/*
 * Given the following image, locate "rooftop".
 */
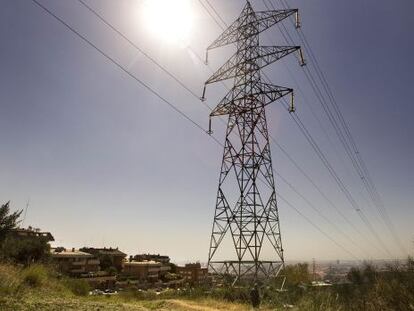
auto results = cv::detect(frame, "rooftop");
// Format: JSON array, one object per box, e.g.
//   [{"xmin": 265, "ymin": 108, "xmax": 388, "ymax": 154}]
[
  {"xmin": 124, "ymin": 261, "xmax": 162, "ymax": 266},
  {"xmin": 11, "ymin": 228, "xmax": 55, "ymax": 241},
  {"xmin": 51, "ymin": 249, "xmax": 94, "ymax": 258},
  {"xmin": 80, "ymin": 247, "xmax": 126, "ymax": 257}
]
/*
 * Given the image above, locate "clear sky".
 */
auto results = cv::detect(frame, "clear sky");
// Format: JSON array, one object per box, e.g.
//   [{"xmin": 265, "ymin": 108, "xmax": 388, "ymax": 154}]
[{"xmin": 0, "ymin": 0, "xmax": 413, "ymax": 263}]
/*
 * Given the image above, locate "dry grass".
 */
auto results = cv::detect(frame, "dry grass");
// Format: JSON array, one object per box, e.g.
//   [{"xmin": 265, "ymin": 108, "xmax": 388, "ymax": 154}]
[{"xmin": 0, "ymin": 263, "xmax": 261, "ymax": 311}]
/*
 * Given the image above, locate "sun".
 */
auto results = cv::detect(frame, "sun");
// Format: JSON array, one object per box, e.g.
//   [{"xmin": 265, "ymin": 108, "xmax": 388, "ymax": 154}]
[{"xmin": 141, "ymin": 0, "xmax": 194, "ymax": 45}]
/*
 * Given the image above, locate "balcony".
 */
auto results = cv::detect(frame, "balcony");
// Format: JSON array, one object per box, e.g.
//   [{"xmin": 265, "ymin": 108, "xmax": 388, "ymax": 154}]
[{"xmin": 88, "ymin": 260, "xmax": 100, "ymax": 265}]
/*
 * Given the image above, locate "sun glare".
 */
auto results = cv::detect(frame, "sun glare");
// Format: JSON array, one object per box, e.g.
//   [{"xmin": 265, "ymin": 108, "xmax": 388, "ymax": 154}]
[{"xmin": 141, "ymin": 0, "xmax": 194, "ymax": 45}]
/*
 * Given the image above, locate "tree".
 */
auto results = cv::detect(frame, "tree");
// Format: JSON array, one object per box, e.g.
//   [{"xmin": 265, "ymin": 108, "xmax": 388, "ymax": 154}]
[
  {"xmin": 99, "ymin": 254, "xmax": 113, "ymax": 271},
  {"xmin": 283, "ymin": 263, "xmax": 311, "ymax": 286},
  {"xmin": 347, "ymin": 267, "xmax": 363, "ymax": 285},
  {"xmin": 0, "ymin": 201, "xmax": 50, "ymax": 264},
  {"xmin": 0, "ymin": 201, "xmax": 22, "ymax": 244},
  {"xmin": 1, "ymin": 236, "xmax": 50, "ymax": 265}
]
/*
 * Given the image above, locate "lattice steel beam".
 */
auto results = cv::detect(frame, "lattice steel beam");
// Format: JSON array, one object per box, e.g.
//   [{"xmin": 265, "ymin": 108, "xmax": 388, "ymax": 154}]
[{"xmin": 203, "ymin": 1, "xmax": 304, "ymax": 286}]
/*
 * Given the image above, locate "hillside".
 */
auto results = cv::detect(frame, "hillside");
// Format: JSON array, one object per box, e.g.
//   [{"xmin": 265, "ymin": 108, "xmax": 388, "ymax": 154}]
[
  {"xmin": 2, "ymin": 262, "xmax": 414, "ymax": 310},
  {"xmin": 0, "ymin": 263, "xmax": 258, "ymax": 311},
  {"xmin": 1, "ymin": 296, "xmax": 254, "ymax": 311}
]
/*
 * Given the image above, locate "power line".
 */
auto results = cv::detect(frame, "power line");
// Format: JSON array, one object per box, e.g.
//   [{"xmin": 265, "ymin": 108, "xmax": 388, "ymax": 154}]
[
  {"xmin": 198, "ymin": 0, "xmax": 368, "ymax": 254},
  {"xmin": 274, "ymin": 171, "xmax": 370, "ymax": 258},
  {"xmin": 76, "ymin": 0, "xmax": 230, "ymax": 131},
  {"xmin": 197, "ymin": 0, "xmax": 225, "ymax": 31},
  {"xmin": 77, "ymin": 0, "xmax": 204, "ymax": 103},
  {"xmin": 274, "ymin": 0, "xmax": 406, "ymax": 255},
  {"xmin": 258, "ymin": 0, "xmax": 396, "ymax": 258},
  {"xmin": 201, "ymin": 0, "xmax": 379, "ymax": 258},
  {"xmin": 302, "ymin": 28, "xmax": 407, "ymax": 254},
  {"xmin": 261, "ymin": 31, "xmax": 356, "ymax": 187},
  {"xmin": 29, "ymin": 0, "xmax": 362, "ymax": 261},
  {"xmin": 22, "ymin": 198, "xmax": 30, "ymax": 227},
  {"xmin": 204, "ymin": 0, "xmax": 228, "ymax": 28},
  {"xmin": 270, "ymin": 135, "xmax": 363, "ymax": 235},
  {"xmin": 283, "ymin": 98, "xmax": 393, "ymax": 258},
  {"xmin": 203, "ymin": 2, "xmax": 359, "ymax": 279},
  {"xmin": 197, "ymin": 1, "xmax": 364, "ymax": 261},
  {"xmin": 29, "ymin": 0, "xmax": 217, "ymax": 143},
  {"xmin": 277, "ymin": 193, "xmax": 361, "ymax": 262}
]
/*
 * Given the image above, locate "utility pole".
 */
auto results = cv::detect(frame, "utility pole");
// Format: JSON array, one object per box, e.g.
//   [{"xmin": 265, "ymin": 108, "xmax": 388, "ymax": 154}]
[
  {"xmin": 22, "ymin": 198, "xmax": 30, "ymax": 227},
  {"xmin": 202, "ymin": 1, "xmax": 304, "ymax": 285}
]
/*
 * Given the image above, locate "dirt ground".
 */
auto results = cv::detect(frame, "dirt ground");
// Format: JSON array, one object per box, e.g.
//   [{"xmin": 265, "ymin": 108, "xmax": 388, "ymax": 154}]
[{"xmin": 0, "ymin": 296, "xmax": 261, "ymax": 311}]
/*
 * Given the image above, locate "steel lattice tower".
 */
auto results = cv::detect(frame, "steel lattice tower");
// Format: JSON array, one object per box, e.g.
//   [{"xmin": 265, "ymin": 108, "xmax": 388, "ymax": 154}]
[{"xmin": 202, "ymin": 1, "xmax": 304, "ymax": 284}]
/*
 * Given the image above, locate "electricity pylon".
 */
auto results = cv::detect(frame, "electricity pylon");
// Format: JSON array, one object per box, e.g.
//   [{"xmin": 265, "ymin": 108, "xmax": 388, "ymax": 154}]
[{"xmin": 202, "ymin": 1, "xmax": 305, "ymax": 285}]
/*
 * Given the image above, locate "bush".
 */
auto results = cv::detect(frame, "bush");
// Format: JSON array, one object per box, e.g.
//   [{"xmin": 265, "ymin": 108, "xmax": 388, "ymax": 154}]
[
  {"xmin": 1, "ymin": 236, "xmax": 50, "ymax": 265},
  {"xmin": 283, "ymin": 263, "xmax": 311, "ymax": 286},
  {"xmin": 119, "ymin": 288, "xmax": 158, "ymax": 301},
  {"xmin": 63, "ymin": 278, "xmax": 91, "ymax": 296},
  {"xmin": 0, "ymin": 263, "xmax": 20, "ymax": 295},
  {"xmin": 21, "ymin": 264, "xmax": 48, "ymax": 288},
  {"xmin": 0, "ymin": 201, "xmax": 22, "ymax": 246},
  {"xmin": 106, "ymin": 266, "xmax": 117, "ymax": 276}
]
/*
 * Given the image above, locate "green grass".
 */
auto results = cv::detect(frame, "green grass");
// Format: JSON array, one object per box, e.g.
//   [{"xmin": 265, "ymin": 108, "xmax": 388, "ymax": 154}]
[
  {"xmin": 0, "ymin": 263, "xmax": 256, "ymax": 310},
  {"xmin": 2, "ymin": 261, "xmax": 414, "ymax": 310},
  {"xmin": 21, "ymin": 265, "xmax": 48, "ymax": 288}
]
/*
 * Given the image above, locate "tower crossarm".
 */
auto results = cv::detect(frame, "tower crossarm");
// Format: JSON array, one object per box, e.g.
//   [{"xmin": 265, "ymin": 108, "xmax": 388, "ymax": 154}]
[
  {"xmin": 210, "ymin": 82, "xmax": 293, "ymax": 117},
  {"xmin": 208, "ymin": 8, "xmax": 298, "ymax": 50},
  {"xmin": 205, "ymin": 46, "xmax": 299, "ymax": 85}
]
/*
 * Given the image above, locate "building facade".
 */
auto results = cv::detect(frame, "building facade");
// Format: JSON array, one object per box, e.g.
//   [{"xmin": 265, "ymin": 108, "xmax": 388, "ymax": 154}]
[
  {"xmin": 10, "ymin": 227, "xmax": 54, "ymax": 242},
  {"xmin": 51, "ymin": 248, "xmax": 100, "ymax": 277},
  {"xmin": 123, "ymin": 261, "xmax": 165, "ymax": 282},
  {"xmin": 80, "ymin": 247, "xmax": 126, "ymax": 272},
  {"xmin": 133, "ymin": 254, "xmax": 170, "ymax": 264},
  {"xmin": 177, "ymin": 263, "xmax": 208, "ymax": 284}
]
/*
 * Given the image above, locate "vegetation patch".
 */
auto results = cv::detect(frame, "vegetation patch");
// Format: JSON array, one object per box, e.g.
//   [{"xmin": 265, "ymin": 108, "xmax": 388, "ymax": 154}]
[
  {"xmin": 62, "ymin": 277, "xmax": 91, "ymax": 296},
  {"xmin": 21, "ymin": 264, "xmax": 48, "ymax": 287}
]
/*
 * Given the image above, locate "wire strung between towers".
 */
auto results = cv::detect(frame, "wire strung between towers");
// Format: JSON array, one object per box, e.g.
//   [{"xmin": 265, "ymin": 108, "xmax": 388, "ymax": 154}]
[
  {"xmin": 246, "ymin": 0, "xmax": 397, "ymax": 257},
  {"xmin": 284, "ymin": 0, "xmax": 406, "ymax": 255},
  {"xmin": 269, "ymin": 0, "xmax": 406, "ymax": 255},
  {"xmin": 203, "ymin": 0, "xmax": 387, "ymax": 258},
  {"xmin": 191, "ymin": 0, "xmax": 373, "ymax": 258},
  {"xmin": 29, "ymin": 0, "xmax": 362, "ymax": 261},
  {"xmin": 78, "ymin": 0, "xmax": 372, "ymax": 260},
  {"xmin": 29, "ymin": 0, "xmax": 218, "ymax": 143}
]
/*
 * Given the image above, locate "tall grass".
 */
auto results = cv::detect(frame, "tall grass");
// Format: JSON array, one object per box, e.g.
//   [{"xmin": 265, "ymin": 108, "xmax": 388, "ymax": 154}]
[
  {"xmin": 62, "ymin": 278, "xmax": 91, "ymax": 296},
  {"xmin": 0, "ymin": 263, "xmax": 21, "ymax": 295},
  {"xmin": 20, "ymin": 264, "xmax": 48, "ymax": 287},
  {"xmin": 163, "ymin": 259, "xmax": 414, "ymax": 311},
  {"xmin": 1, "ymin": 260, "xmax": 414, "ymax": 310},
  {"xmin": 0, "ymin": 262, "xmax": 90, "ymax": 299}
]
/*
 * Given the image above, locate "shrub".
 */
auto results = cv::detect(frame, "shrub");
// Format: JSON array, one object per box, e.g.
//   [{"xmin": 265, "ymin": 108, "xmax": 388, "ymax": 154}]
[
  {"xmin": 142, "ymin": 300, "xmax": 168, "ymax": 310},
  {"xmin": 119, "ymin": 289, "xmax": 158, "ymax": 301},
  {"xmin": 63, "ymin": 278, "xmax": 91, "ymax": 296},
  {"xmin": 0, "ymin": 263, "xmax": 20, "ymax": 295},
  {"xmin": 289, "ymin": 263, "xmax": 311, "ymax": 285},
  {"xmin": 0, "ymin": 201, "xmax": 22, "ymax": 246},
  {"xmin": 20, "ymin": 264, "xmax": 48, "ymax": 288},
  {"xmin": 1, "ymin": 236, "xmax": 51, "ymax": 265},
  {"xmin": 106, "ymin": 266, "xmax": 117, "ymax": 276}
]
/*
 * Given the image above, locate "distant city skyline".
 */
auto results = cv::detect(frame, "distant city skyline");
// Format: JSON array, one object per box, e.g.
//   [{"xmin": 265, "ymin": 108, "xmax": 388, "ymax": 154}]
[{"xmin": 0, "ymin": 0, "xmax": 413, "ymax": 262}]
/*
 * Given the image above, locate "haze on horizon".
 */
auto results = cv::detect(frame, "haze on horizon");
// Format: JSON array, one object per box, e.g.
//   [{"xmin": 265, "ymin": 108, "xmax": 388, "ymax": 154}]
[{"xmin": 0, "ymin": 0, "xmax": 413, "ymax": 263}]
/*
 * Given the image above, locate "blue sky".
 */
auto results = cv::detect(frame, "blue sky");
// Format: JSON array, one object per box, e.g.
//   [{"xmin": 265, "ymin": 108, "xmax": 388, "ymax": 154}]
[{"xmin": 0, "ymin": 0, "xmax": 413, "ymax": 262}]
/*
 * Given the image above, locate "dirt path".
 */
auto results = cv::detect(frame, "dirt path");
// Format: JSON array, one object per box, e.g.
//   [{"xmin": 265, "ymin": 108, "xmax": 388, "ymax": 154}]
[
  {"xmin": 168, "ymin": 300, "xmax": 220, "ymax": 311},
  {"xmin": 1, "ymin": 296, "xmax": 257, "ymax": 311},
  {"xmin": 167, "ymin": 299, "xmax": 252, "ymax": 311}
]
